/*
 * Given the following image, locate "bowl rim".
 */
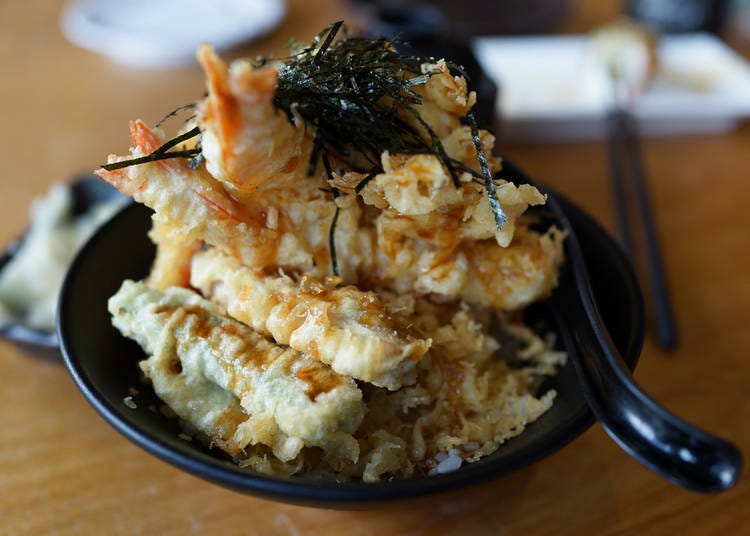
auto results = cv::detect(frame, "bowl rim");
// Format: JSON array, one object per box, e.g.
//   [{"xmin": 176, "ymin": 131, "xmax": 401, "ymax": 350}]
[{"xmin": 58, "ymin": 171, "xmax": 644, "ymax": 506}]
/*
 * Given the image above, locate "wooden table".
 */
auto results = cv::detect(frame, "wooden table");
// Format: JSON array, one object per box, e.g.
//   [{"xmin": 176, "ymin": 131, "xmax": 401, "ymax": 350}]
[{"xmin": 1, "ymin": 1, "xmax": 748, "ymax": 533}]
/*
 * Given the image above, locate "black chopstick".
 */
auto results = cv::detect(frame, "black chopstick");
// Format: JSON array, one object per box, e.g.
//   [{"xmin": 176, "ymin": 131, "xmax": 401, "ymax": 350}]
[
  {"xmin": 606, "ymin": 108, "xmax": 678, "ymax": 350},
  {"xmin": 606, "ymin": 111, "xmax": 636, "ymax": 255}
]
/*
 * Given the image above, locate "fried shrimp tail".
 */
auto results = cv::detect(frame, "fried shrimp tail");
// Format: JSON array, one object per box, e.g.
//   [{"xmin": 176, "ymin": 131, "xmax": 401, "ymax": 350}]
[
  {"xmin": 197, "ymin": 45, "xmax": 310, "ymax": 198},
  {"xmin": 96, "ymin": 120, "xmax": 293, "ymax": 268}
]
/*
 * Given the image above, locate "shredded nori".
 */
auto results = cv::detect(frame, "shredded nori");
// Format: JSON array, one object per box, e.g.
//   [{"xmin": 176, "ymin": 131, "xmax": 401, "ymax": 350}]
[
  {"xmin": 273, "ymin": 22, "xmax": 469, "ymax": 185},
  {"xmin": 101, "ymin": 126, "xmax": 201, "ymax": 172},
  {"xmin": 155, "ymin": 102, "xmax": 198, "ymax": 128},
  {"xmin": 101, "ymin": 148, "xmax": 201, "ymax": 172},
  {"xmin": 467, "ymin": 111, "xmax": 507, "ymax": 229},
  {"xmin": 322, "ymin": 154, "xmax": 341, "ymax": 277}
]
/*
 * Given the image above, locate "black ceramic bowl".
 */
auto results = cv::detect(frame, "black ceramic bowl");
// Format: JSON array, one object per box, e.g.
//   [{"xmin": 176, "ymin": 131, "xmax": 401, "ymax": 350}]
[{"xmin": 58, "ymin": 169, "xmax": 644, "ymax": 508}]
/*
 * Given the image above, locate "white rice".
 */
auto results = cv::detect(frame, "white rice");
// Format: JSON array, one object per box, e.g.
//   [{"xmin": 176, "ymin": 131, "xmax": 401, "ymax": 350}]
[{"xmin": 436, "ymin": 455, "xmax": 462, "ymax": 474}]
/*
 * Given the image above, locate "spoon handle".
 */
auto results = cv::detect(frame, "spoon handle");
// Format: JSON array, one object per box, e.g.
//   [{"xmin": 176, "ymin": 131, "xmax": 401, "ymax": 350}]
[{"xmin": 549, "ymin": 201, "xmax": 742, "ymax": 493}]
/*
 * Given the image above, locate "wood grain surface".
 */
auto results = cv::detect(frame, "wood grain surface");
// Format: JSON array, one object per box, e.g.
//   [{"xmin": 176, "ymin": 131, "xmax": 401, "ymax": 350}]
[{"xmin": 1, "ymin": 1, "xmax": 748, "ymax": 534}]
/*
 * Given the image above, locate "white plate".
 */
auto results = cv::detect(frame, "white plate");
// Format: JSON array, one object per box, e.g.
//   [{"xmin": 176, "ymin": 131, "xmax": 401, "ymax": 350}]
[
  {"xmin": 61, "ymin": 0, "xmax": 286, "ymax": 68},
  {"xmin": 473, "ymin": 33, "xmax": 750, "ymax": 140}
]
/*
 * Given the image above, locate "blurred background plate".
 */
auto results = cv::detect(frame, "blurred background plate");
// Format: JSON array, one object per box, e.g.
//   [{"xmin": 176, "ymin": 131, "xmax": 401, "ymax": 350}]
[
  {"xmin": 475, "ymin": 33, "xmax": 750, "ymax": 140},
  {"xmin": 60, "ymin": 0, "xmax": 287, "ymax": 68}
]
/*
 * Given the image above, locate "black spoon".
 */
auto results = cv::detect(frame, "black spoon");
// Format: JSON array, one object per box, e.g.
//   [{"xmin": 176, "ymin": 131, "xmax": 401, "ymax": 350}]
[{"xmin": 524, "ymin": 172, "xmax": 742, "ymax": 493}]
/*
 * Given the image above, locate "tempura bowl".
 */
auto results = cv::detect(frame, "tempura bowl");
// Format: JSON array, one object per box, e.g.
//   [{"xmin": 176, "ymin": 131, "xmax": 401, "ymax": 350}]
[{"xmin": 58, "ymin": 166, "xmax": 644, "ymax": 508}]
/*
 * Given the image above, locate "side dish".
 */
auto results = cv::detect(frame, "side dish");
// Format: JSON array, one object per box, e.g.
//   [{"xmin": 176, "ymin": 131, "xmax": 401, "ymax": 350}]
[
  {"xmin": 0, "ymin": 183, "xmax": 125, "ymax": 332},
  {"xmin": 99, "ymin": 23, "xmax": 566, "ymax": 481}
]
